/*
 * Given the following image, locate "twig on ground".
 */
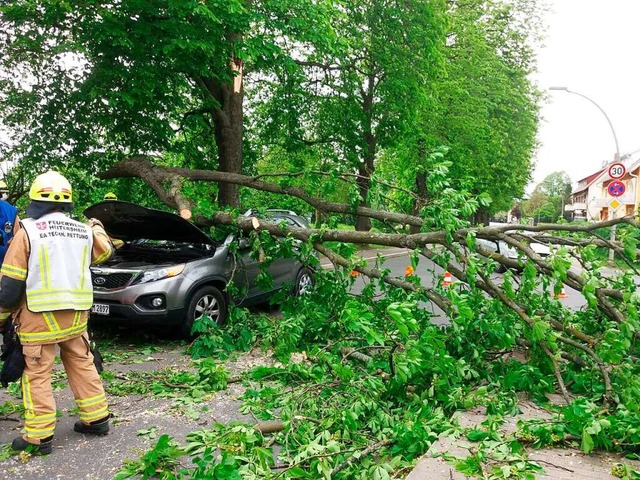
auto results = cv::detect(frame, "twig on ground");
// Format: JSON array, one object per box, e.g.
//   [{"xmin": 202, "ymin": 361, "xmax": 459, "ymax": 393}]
[{"xmin": 329, "ymin": 439, "xmax": 392, "ymax": 477}]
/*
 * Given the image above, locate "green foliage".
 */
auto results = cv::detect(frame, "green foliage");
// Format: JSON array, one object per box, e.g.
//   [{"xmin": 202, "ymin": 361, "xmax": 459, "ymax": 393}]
[
  {"xmin": 521, "ymin": 171, "xmax": 573, "ymax": 223},
  {"xmin": 104, "ymin": 220, "xmax": 640, "ymax": 479},
  {"xmin": 104, "ymin": 356, "xmax": 229, "ymax": 423},
  {"xmin": 0, "ymin": 0, "xmax": 337, "ymax": 209},
  {"xmin": 0, "ymin": 400, "xmax": 23, "ymax": 416},
  {"xmin": 375, "ymin": 0, "xmax": 542, "ymax": 216},
  {"xmin": 114, "ymin": 434, "xmax": 184, "ymax": 480},
  {"xmin": 610, "ymin": 463, "xmax": 640, "ymax": 479},
  {"xmin": 0, "ymin": 443, "xmax": 15, "ymax": 463},
  {"xmin": 188, "ymin": 306, "xmax": 258, "ymax": 360}
]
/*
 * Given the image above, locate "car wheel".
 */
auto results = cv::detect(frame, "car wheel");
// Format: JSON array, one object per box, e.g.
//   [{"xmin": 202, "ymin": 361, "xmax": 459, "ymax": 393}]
[
  {"xmin": 294, "ymin": 267, "xmax": 315, "ymax": 296},
  {"xmin": 182, "ymin": 286, "xmax": 227, "ymax": 337}
]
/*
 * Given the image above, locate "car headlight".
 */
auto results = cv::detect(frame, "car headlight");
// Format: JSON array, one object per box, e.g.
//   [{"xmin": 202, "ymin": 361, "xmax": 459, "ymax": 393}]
[{"xmin": 133, "ymin": 264, "xmax": 186, "ymax": 285}]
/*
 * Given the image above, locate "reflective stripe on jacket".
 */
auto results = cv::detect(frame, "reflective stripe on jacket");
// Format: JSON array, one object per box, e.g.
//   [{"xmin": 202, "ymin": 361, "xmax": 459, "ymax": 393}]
[{"xmin": 22, "ymin": 213, "xmax": 93, "ymax": 312}]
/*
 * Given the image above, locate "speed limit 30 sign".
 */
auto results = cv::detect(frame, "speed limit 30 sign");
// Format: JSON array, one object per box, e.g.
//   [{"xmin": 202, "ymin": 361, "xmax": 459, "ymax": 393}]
[{"xmin": 608, "ymin": 162, "xmax": 626, "ymax": 179}]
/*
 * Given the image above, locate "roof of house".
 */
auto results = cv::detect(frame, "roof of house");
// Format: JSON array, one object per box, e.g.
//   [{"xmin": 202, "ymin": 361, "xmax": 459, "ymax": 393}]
[{"xmin": 572, "ymin": 168, "xmax": 605, "ymax": 195}]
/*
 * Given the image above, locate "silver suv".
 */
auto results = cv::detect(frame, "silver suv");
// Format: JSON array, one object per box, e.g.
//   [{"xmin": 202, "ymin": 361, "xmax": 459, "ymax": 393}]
[{"xmin": 84, "ymin": 201, "xmax": 315, "ymax": 335}]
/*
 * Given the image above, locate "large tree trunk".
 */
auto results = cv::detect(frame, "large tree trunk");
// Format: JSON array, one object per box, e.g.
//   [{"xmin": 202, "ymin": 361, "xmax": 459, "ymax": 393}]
[
  {"xmin": 473, "ymin": 207, "xmax": 491, "ymax": 226},
  {"xmin": 202, "ymin": 57, "xmax": 244, "ymax": 208},
  {"xmin": 355, "ymin": 74, "xmax": 377, "ymax": 232},
  {"xmin": 355, "ymin": 147, "xmax": 374, "ymax": 232},
  {"xmin": 410, "ymin": 139, "xmax": 428, "ymax": 234}
]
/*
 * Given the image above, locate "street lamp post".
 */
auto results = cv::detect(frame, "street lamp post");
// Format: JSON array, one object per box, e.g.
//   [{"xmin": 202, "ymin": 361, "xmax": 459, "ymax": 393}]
[{"xmin": 549, "ymin": 86, "xmax": 621, "ymax": 262}]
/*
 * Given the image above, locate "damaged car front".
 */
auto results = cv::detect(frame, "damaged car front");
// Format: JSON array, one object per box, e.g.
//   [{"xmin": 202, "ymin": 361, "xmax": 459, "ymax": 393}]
[{"xmin": 84, "ymin": 201, "xmax": 314, "ymax": 336}]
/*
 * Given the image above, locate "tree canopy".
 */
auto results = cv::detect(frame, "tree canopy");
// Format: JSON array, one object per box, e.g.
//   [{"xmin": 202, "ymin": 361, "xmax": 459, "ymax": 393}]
[
  {"xmin": 0, "ymin": 0, "xmax": 336, "ymax": 206},
  {"xmin": 522, "ymin": 171, "xmax": 572, "ymax": 222},
  {"xmin": 1, "ymin": 0, "xmax": 543, "ymax": 221}
]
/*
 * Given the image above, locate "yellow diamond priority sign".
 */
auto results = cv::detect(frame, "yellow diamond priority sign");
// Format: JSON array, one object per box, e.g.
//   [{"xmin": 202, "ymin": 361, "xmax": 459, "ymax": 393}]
[{"xmin": 609, "ymin": 199, "xmax": 621, "ymax": 211}]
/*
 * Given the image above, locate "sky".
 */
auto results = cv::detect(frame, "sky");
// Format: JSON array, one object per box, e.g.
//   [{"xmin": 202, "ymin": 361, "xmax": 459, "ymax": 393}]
[{"xmin": 531, "ymin": 0, "xmax": 640, "ymax": 191}]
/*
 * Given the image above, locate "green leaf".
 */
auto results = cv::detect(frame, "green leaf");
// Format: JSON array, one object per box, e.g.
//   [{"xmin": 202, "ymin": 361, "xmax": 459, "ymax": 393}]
[
  {"xmin": 581, "ymin": 429, "xmax": 595, "ymax": 454},
  {"xmin": 467, "ymin": 429, "xmax": 489, "ymax": 442},
  {"xmin": 286, "ymin": 466, "xmax": 311, "ymax": 478},
  {"xmin": 531, "ymin": 321, "xmax": 550, "ymax": 342}
]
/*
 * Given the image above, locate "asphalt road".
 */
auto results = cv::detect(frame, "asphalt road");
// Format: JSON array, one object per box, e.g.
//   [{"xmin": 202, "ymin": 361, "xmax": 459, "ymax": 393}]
[{"xmin": 328, "ymin": 247, "xmax": 588, "ymax": 322}]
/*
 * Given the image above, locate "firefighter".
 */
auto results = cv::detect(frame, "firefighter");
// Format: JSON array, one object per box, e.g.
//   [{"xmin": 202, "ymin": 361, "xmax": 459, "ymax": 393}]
[
  {"xmin": 101, "ymin": 192, "xmax": 124, "ymax": 249},
  {"xmin": 0, "ymin": 171, "xmax": 114, "ymax": 455}
]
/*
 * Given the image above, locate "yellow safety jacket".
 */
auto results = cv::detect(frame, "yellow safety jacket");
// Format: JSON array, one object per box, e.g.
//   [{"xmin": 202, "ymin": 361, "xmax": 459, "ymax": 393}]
[
  {"xmin": 22, "ymin": 213, "xmax": 93, "ymax": 312},
  {"xmin": 0, "ymin": 214, "xmax": 113, "ymax": 345}
]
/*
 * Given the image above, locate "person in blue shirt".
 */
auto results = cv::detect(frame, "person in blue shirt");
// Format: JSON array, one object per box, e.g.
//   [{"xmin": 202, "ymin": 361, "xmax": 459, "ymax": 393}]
[{"xmin": 0, "ymin": 180, "xmax": 19, "ymax": 267}]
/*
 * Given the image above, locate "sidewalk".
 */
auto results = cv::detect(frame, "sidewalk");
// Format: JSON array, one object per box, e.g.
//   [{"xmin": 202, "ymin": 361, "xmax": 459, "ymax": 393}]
[
  {"xmin": 0, "ymin": 346, "xmax": 265, "ymax": 479},
  {"xmin": 407, "ymin": 401, "xmax": 637, "ymax": 480}
]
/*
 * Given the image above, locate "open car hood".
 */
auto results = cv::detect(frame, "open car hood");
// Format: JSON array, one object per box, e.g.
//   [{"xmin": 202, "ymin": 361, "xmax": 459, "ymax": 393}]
[{"xmin": 83, "ymin": 201, "xmax": 215, "ymax": 245}]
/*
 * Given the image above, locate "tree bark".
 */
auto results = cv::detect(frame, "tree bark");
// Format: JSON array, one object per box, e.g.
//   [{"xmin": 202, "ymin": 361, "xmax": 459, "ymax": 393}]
[
  {"xmin": 355, "ymin": 157, "xmax": 374, "ymax": 232},
  {"xmin": 473, "ymin": 207, "xmax": 491, "ymax": 226},
  {"xmin": 355, "ymin": 74, "xmax": 377, "ymax": 232},
  {"xmin": 411, "ymin": 138, "xmax": 428, "ymax": 234},
  {"xmin": 198, "ymin": 57, "xmax": 244, "ymax": 209}
]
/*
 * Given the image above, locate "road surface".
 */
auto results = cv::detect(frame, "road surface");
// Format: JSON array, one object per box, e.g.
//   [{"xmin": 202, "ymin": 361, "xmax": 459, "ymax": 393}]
[{"xmin": 323, "ymin": 247, "xmax": 588, "ymax": 324}]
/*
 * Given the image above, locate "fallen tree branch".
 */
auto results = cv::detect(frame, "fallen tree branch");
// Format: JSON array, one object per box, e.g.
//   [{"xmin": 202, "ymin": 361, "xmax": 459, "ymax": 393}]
[
  {"xmin": 329, "ymin": 439, "xmax": 392, "ymax": 477},
  {"xmin": 254, "ymin": 421, "xmax": 284, "ymax": 434},
  {"xmin": 100, "ymin": 156, "xmax": 425, "ymax": 227},
  {"xmin": 98, "ymin": 156, "xmax": 632, "ymax": 408},
  {"xmin": 99, "ymin": 156, "xmax": 640, "ymax": 236},
  {"xmin": 339, "ymin": 347, "xmax": 373, "ymax": 364}
]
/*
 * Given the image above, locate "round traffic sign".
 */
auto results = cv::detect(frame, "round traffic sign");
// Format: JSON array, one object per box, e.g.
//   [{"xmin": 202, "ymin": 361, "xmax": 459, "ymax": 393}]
[
  {"xmin": 608, "ymin": 181, "xmax": 626, "ymax": 197},
  {"xmin": 608, "ymin": 162, "xmax": 626, "ymax": 179}
]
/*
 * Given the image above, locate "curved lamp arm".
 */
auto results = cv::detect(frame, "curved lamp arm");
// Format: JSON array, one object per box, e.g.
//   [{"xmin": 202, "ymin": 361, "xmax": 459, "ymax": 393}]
[{"xmin": 549, "ymin": 86, "xmax": 620, "ymax": 160}]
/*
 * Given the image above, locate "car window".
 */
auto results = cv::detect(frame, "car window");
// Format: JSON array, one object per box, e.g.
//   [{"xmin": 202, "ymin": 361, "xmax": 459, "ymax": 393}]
[
  {"xmin": 272, "ymin": 215, "xmax": 299, "ymax": 227},
  {"xmin": 476, "ymin": 238, "xmax": 499, "ymax": 253}
]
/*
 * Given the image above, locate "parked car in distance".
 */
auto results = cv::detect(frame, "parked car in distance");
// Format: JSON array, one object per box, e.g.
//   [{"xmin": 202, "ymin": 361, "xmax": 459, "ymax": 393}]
[
  {"xmin": 475, "ymin": 236, "xmax": 551, "ymax": 272},
  {"xmin": 84, "ymin": 201, "xmax": 315, "ymax": 336},
  {"xmin": 244, "ymin": 209, "xmax": 310, "ymax": 228},
  {"xmin": 475, "ymin": 238, "xmax": 518, "ymax": 273},
  {"xmin": 528, "ymin": 239, "xmax": 551, "ymax": 258},
  {"xmin": 487, "ymin": 223, "xmax": 552, "ymax": 259}
]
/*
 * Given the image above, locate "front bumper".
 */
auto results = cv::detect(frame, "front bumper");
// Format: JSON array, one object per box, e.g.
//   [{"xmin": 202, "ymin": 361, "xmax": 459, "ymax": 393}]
[
  {"xmin": 90, "ymin": 274, "xmax": 192, "ymax": 326},
  {"xmin": 90, "ymin": 302, "xmax": 184, "ymax": 326}
]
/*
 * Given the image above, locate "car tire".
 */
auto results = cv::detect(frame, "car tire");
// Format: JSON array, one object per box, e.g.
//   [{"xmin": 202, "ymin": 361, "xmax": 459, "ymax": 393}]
[
  {"xmin": 182, "ymin": 285, "xmax": 227, "ymax": 337},
  {"xmin": 293, "ymin": 267, "xmax": 315, "ymax": 296}
]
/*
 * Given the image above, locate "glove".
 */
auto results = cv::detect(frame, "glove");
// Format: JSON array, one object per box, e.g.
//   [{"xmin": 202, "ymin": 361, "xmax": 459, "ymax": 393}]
[
  {"xmin": 91, "ymin": 341, "xmax": 104, "ymax": 374},
  {"xmin": 0, "ymin": 319, "xmax": 25, "ymax": 387},
  {"xmin": 87, "ymin": 218, "xmax": 105, "ymax": 228}
]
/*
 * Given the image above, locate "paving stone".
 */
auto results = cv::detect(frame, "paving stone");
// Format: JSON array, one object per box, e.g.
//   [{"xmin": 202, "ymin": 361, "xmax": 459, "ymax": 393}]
[{"xmin": 407, "ymin": 401, "xmax": 638, "ymax": 480}]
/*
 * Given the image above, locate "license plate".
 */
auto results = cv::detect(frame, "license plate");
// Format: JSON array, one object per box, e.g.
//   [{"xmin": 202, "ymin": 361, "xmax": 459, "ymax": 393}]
[{"xmin": 91, "ymin": 304, "xmax": 110, "ymax": 315}]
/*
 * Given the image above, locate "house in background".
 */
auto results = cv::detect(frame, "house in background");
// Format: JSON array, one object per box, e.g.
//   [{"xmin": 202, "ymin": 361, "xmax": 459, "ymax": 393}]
[
  {"xmin": 565, "ymin": 168, "xmax": 605, "ymax": 221},
  {"xmin": 565, "ymin": 155, "xmax": 639, "ymax": 221}
]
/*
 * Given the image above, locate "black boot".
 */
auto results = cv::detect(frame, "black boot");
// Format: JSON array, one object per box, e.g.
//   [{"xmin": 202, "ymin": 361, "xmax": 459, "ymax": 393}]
[
  {"xmin": 12, "ymin": 435, "xmax": 53, "ymax": 455},
  {"xmin": 74, "ymin": 415, "xmax": 110, "ymax": 435}
]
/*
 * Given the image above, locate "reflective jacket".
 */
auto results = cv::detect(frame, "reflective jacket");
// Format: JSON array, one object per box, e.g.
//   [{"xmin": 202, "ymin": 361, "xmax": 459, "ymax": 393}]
[
  {"xmin": 0, "ymin": 214, "xmax": 113, "ymax": 345},
  {"xmin": 22, "ymin": 213, "xmax": 93, "ymax": 312}
]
